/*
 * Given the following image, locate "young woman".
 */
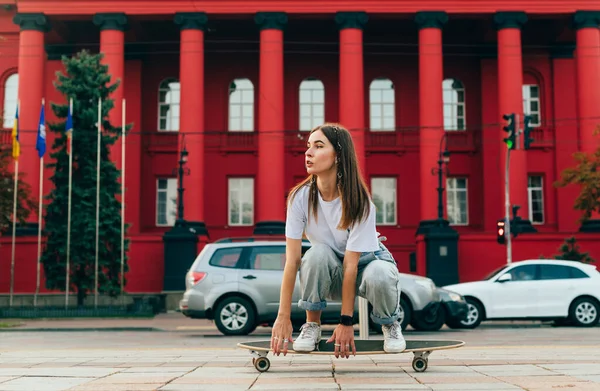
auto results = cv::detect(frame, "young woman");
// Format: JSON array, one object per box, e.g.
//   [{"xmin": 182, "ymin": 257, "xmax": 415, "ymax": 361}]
[{"xmin": 270, "ymin": 123, "xmax": 405, "ymax": 359}]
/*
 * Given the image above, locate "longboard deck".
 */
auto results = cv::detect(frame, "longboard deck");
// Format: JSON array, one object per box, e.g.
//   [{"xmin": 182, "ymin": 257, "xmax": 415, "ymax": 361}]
[{"xmin": 238, "ymin": 339, "xmax": 464, "ymax": 355}]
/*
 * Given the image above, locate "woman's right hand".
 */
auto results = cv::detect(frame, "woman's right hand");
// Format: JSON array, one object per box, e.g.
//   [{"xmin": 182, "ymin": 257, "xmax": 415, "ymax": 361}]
[{"xmin": 271, "ymin": 316, "xmax": 294, "ymax": 356}]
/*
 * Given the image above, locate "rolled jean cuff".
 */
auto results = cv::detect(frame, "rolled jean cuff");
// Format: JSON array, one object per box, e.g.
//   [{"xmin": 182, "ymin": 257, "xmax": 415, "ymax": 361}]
[
  {"xmin": 370, "ymin": 307, "xmax": 401, "ymax": 325},
  {"xmin": 298, "ymin": 299, "xmax": 327, "ymax": 311}
]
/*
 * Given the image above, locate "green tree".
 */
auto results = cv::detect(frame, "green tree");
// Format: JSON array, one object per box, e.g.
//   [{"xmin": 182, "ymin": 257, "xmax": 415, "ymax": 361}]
[
  {"xmin": 0, "ymin": 149, "xmax": 36, "ymax": 236},
  {"xmin": 554, "ymin": 128, "xmax": 600, "ymax": 224},
  {"xmin": 553, "ymin": 236, "xmax": 595, "ymax": 264},
  {"xmin": 41, "ymin": 50, "xmax": 131, "ymax": 306}
]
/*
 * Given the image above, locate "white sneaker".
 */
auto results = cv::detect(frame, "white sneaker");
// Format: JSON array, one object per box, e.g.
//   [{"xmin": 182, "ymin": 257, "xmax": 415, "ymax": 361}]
[
  {"xmin": 381, "ymin": 321, "xmax": 406, "ymax": 353},
  {"xmin": 292, "ymin": 322, "xmax": 321, "ymax": 352}
]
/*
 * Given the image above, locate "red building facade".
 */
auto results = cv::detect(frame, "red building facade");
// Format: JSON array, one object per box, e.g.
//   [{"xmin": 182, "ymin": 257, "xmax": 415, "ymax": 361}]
[{"xmin": 1, "ymin": 1, "xmax": 600, "ymax": 296}]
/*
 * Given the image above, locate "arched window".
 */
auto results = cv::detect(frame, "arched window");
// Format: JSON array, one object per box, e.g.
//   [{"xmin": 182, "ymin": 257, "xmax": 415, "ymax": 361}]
[
  {"xmin": 229, "ymin": 78, "xmax": 254, "ymax": 131},
  {"xmin": 299, "ymin": 78, "xmax": 324, "ymax": 131},
  {"xmin": 158, "ymin": 78, "xmax": 180, "ymax": 131},
  {"xmin": 443, "ymin": 78, "xmax": 466, "ymax": 131},
  {"xmin": 3, "ymin": 73, "xmax": 18, "ymax": 128},
  {"xmin": 523, "ymin": 84, "xmax": 541, "ymax": 127},
  {"xmin": 369, "ymin": 78, "xmax": 395, "ymax": 131}
]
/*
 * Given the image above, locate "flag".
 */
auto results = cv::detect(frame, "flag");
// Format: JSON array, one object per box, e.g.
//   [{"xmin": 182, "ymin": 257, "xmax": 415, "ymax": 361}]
[
  {"xmin": 36, "ymin": 102, "xmax": 46, "ymax": 158},
  {"xmin": 11, "ymin": 105, "xmax": 19, "ymax": 160},
  {"xmin": 65, "ymin": 103, "xmax": 73, "ymax": 155}
]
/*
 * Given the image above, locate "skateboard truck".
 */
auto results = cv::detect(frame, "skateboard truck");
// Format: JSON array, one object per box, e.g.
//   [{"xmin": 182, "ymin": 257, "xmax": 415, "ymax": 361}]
[{"xmin": 412, "ymin": 350, "xmax": 431, "ymax": 372}]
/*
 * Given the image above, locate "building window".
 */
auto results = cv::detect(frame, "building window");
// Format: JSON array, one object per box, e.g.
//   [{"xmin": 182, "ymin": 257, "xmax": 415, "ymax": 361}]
[
  {"xmin": 523, "ymin": 85, "xmax": 541, "ymax": 127},
  {"xmin": 369, "ymin": 78, "xmax": 395, "ymax": 131},
  {"xmin": 156, "ymin": 178, "xmax": 177, "ymax": 226},
  {"xmin": 528, "ymin": 175, "xmax": 544, "ymax": 224},
  {"xmin": 443, "ymin": 78, "xmax": 466, "ymax": 131},
  {"xmin": 158, "ymin": 78, "xmax": 180, "ymax": 131},
  {"xmin": 299, "ymin": 78, "xmax": 325, "ymax": 131},
  {"xmin": 371, "ymin": 177, "xmax": 397, "ymax": 225},
  {"xmin": 3, "ymin": 73, "xmax": 18, "ymax": 129},
  {"xmin": 229, "ymin": 178, "xmax": 254, "ymax": 226},
  {"xmin": 446, "ymin": 177, "xmax": 468, "ymax": 225},
  {"xmin": 229, "ymin": 78, "xmax": 254, "ymax": 131}
]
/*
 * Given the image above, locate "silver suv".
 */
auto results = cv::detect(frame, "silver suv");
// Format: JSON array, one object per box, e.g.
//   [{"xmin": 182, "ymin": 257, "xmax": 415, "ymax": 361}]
[{"xmin": 180, "ymin": 237, "xmax": 441, "ymax": 336}]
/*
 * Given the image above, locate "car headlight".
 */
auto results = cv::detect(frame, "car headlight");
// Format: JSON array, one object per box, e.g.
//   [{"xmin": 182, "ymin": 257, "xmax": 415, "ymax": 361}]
[{"xmin": 448, "ymin": 292, "xmax": 462, "ymax": 302}]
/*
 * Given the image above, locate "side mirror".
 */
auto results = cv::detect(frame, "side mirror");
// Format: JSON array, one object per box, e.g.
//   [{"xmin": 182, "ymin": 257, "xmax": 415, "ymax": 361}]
[{"xmin": 497, "ymin": 273, "xmax": 512, "ymax": 283}]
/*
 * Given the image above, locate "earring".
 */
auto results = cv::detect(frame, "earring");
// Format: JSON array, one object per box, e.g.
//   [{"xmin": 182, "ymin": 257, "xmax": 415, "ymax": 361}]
[{"xmin": 337, "ymin": 171, "xmax": 342, "ymax": 179}]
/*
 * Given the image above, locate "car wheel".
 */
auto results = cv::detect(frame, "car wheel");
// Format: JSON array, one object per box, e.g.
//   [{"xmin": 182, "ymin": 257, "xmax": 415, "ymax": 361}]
[
  {"xmin": 214, "ymin": 296, "xmax": 257, "ymax": 336},
  {"xmin": 459, "ymin": 298, "xmax": 483, "ymax": 329},
  {"xmin": 369, "ymin": 296, "xmax": 411, "ymax": 333},
  {"xmin": 569, "ymin": 297, "xmax": 600, "ymax": 327},
  {"xmin": 411, "ymin": 305, "xmax": 446, "ymax": 332}
]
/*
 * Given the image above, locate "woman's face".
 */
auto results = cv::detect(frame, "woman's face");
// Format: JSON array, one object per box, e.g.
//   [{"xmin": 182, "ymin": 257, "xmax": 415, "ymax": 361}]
[{"xmin": 305, "ymin": 129, "xmax": 336, "ymax": 176}]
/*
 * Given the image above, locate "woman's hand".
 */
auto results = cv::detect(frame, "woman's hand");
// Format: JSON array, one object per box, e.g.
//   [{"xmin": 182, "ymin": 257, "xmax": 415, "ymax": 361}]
[
  {"xmin": 327, "ymin": 324, "xmax": 356, "ymax": 358},
  {"xmin": 270, "ymin": 316, "xmax": 294, "ymax": 356}
]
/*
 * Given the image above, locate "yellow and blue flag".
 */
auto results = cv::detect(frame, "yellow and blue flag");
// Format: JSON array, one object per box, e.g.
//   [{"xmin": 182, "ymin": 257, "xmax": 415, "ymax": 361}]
[
  {"xmin": 11, "ymin": 105, "xmax": 19, "ymax": 160},
  {"xmin": 36, "ymin": 102, "xmax": 46, "ymax": 158},
  {"xmin": 66, "ymin": 103, "xmax": 73, "ymax": 155}
]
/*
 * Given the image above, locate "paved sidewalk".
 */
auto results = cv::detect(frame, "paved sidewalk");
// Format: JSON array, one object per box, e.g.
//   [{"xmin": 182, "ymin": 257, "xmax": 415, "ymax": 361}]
[{"xmin": 2, "ymin": 342, "xmax": 600, "ymax": 390}]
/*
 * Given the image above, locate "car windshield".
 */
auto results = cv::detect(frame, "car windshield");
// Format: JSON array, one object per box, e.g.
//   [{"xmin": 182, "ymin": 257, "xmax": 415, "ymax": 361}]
[{"xmin": 483, "ymin": 265, "xmax": 509, "ymax": 280}]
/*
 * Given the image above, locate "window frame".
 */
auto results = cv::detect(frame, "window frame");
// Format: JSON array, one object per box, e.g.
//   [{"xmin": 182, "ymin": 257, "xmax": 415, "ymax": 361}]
[
  {"xmin": 523, "ymin": 84, "xmax": 541, "ymax": 127},
  {"xmin": 443, "ymin": 78, "xmax": 466, "ymax": 131},
  {"xmin": 228, "ymin": 78, "xmax": 255, "ymax": 132},
  {"xmin": 299, "ymin": 78, "xmax": 325, "ymax": 131},
  {"xmin": 156, "ymin": 178, "xmax": 178, "ymax": 227},
  {"xmin": 446, "ymin": 177, "xmax": 469, "ymax": 226},
  {"xmin": 228, "ymin": 177, "xmax": 255, "ymax": 226},
  {"xmin": 371, "ymin": 177, "xmax": 397, "ymax": 226},
  {"xmin": 527, "ymin": 175, "xmax": 545, "ymax": 225},
  {"xmin": 157, "ymin": 78, "xmax": 180, "ymax": 132},
  {"xmin": 369, "ymin": 78, "xmax": 395, "ymax": 132},
  {"xmin": 2, "ymin": 73, "xmax": 19, "ymax": 129}
]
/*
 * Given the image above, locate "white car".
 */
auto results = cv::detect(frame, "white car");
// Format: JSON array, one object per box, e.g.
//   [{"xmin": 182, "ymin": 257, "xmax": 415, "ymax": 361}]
[{"xmin": 443, "ymin": 259, "xmax": 600, "ymax": 328}]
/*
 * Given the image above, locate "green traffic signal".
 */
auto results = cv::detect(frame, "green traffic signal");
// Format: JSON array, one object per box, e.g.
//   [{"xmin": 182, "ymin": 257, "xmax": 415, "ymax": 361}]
[
  {"xmin": 502, "ymin": 113, "xmax": 516, "ymax": 150},
  {"xmin": 523, "ymin": 115, "xmax": 534, "ymax": 150}
]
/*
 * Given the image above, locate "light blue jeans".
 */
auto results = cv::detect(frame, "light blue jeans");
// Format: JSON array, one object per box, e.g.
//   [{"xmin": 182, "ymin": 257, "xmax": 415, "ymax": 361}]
[{"xmin": 297, "ymin": 241, "xmax": 402, "ymax": 325}]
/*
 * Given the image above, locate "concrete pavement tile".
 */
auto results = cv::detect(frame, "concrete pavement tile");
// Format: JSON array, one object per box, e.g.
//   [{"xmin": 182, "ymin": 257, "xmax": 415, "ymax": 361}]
[
  {"xmin": 120, "ymin": 367, "xmax": 195, "ymax": 373},
  {"xmin": 336, "ymin": 376, "xmax": 419, "ymax": 384},
  {"xmin": 68, "ymin": 383, "xmax": 163, "ymax": 391},
  {"xmin": 159, "ymin": 385, "xmax": 249, "ymax": 391},
  {"xmin": 575, "ymin": 376, "xmax": 600, "ymax": 383},
  {"xmin": 250, "ymin": 384, "xmax": 340, "ymax": 390},
  {"xmin": 335, "ymin": 371, "xmax": 409, "ymax": 378},
  {"xmin": 523, "ymin": 382, "xmax": 600, "ymax": 391},
  {"xmin": 414, "ymin": 375, "xmax": 506, "ymax": 384},
  {"xmin": 254, "ymin": 377, "xmax": 336, "ymax": 385},
  {"xmin": 168, "ymin": 377, "xmax": 255, "ymax": 385},
  {"xmin": 258, "ymin": 370, "xmax": 333, "ymax": 378},
  {"xmin": 339, "ymin": 385, "xmax": 431, "ymax": 390},
  {"xmin": 84, "ymin": 373, "xmax": 180, "ymax": 384},
  {"xmin": 0, "ymin": 376, "xmax": 90, "ymax": 391},
  {"xmin": 496, "ymin": 375, "xmax": 591, "ymax": 388},
  {"xmin": 470, "ymin": 364, "xmax": 553, "ymax": 376},
  {"xmin": 429, "ymin": 384, "xmax": 524, "ymax": 390},
  {"xmin": 0, "ymin": 378, "xmax": 15, "ymax": 384}
]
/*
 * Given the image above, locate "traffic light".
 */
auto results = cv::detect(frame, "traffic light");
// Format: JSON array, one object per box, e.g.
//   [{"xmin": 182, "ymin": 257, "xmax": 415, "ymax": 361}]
[
  {"xmin": 502, "ymin": 113, "xmax": 516, "ymax": 150},
  {"xmin": 523, "ymin": 115, "xmax": 534, "ymax": 150},
  {"xmin": 496, "ymin": 219, "xmax": 506, "ymax": 244}
]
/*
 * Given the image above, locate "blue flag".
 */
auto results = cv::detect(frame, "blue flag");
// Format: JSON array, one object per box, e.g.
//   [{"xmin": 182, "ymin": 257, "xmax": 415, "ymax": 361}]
[
  {"xmin": 66, "ymin": 103, "xmax": 73, "ymax": 155},
  {"xmin": 36, "ymin": 102, "xmax": 46, "ymax": 158}
]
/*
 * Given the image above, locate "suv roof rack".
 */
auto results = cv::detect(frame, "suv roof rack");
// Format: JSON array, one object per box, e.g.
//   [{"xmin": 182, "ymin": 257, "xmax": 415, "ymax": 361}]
[{"xmin": 214, "ymin": 236, "xmax": 310, "ymax": 243}]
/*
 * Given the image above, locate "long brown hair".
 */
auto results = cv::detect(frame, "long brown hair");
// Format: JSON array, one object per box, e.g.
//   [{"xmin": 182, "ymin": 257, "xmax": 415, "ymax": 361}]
[{"xmin": 288, "ymin": 123, "xmax": 371, "ymax": 230}]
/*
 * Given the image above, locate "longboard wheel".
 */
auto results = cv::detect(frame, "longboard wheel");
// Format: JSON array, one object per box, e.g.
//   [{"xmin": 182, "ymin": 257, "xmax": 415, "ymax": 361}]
[
  {"xmin": 412, "ymin": 357, "xmax": 428, "ymax": 372},
  {"xmin": 254, "ymin": 357, "xmax": 270, "ymax": 372}
]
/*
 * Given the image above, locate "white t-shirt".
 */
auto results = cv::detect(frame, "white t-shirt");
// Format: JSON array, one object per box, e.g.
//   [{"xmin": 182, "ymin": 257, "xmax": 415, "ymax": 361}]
[{"xmin": 285, "ymin": 185, "xmax": 380, "ymax": 257}]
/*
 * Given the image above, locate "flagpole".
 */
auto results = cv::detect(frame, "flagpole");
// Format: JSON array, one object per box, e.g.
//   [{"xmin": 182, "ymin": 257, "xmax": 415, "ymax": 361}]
[
  {"xmin": 65, "ymin": 98, "xmax": 74, "ymax": 308},
  {"xmin": 9, "ymin": 160, "xmax": 19, "ymax": 308},
  {"xmin": 9, "ymin": 99, "xmax": 20, "ymax": 308},
  {"xmin": 121, "ymin": 98, "xmax": 126, "ymax": 306},
  {"xmin": 95, "ymin": 97, "xmax": 101, "ymax": 308},
  {"xmin": 35, "ymin": 97, "xmax": 45, "ymax": 308}
]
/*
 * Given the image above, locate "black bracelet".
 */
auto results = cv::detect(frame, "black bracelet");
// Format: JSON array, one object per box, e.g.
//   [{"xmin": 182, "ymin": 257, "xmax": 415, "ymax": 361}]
[{"xmin": 339, "ymin": 315, "xmax": 353, "ymax": 326}]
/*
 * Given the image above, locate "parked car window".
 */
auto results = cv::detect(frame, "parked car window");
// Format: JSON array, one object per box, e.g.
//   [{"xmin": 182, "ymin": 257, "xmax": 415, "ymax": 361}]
[
  {"xmin": 208, "ymin": 247, "xmax": 244, "ymax": 268},
  {"xmin": 539, "ymin": 264, "xmax": 588, "ymax": 280},
  {"xmin": 485, "ymin": 265, "xmax": 508, "ymax": 280},
  {"xmin": 507, "ymin": 265, "xmax": 537, "ymax": 281},
  {"xmin": 246, "ymin": 246, "xmax": 286, "ymax": 271}
]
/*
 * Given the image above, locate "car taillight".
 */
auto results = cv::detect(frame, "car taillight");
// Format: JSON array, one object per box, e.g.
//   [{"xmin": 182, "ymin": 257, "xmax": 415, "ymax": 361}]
[{"xmin": 190, "ymin": 271, "xmax": 207, "ymax": 285}]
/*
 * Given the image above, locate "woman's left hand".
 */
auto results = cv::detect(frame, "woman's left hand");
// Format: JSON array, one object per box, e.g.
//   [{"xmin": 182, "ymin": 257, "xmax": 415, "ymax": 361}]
[{"xmin": 327, "ymin": 324, "xmax": 356, "ymax": 358}]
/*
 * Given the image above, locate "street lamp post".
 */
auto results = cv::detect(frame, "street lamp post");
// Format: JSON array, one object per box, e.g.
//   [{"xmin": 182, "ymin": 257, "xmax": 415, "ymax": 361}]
[
  {"xmin": 173, "ymin": 146, "xmax": 190, "ymax": 227},
  {"xmin": 432, "ymin": 133, "xmax": 451, "ymax": 224}
]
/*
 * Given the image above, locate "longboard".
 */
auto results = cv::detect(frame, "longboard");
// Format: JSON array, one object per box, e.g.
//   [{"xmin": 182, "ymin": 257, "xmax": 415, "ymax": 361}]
[{"xmin": 238, "ymin": 339, "xmax": 465, "ymax": 373}]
